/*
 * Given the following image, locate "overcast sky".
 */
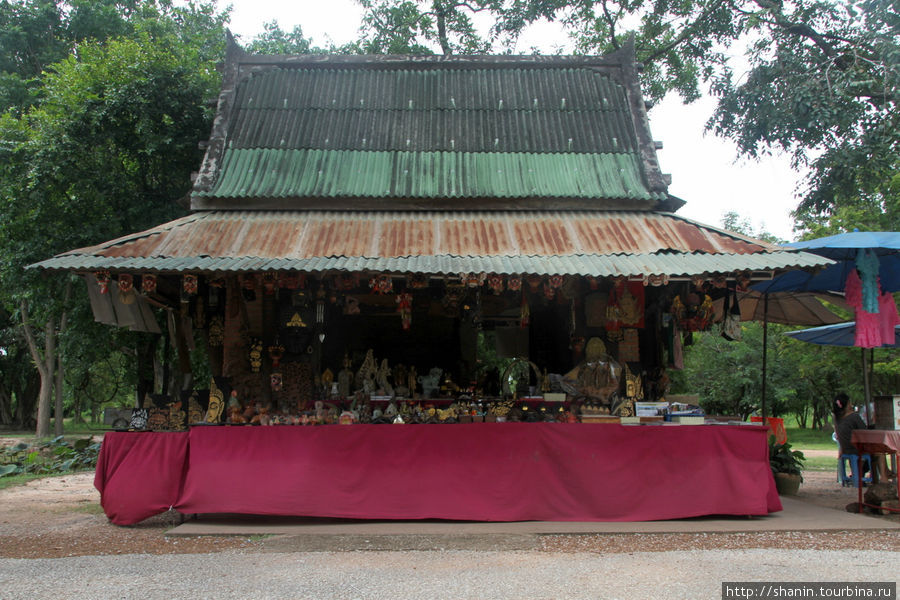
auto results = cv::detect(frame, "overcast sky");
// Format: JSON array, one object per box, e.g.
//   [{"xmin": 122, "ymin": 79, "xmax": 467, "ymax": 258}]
[{"xmin": 224, "ymin": 0, "xmax": 803, "ymax": 241}]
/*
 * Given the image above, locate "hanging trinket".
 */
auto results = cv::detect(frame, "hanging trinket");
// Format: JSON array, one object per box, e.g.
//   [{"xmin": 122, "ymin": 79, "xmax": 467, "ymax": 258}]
[
  {"xmin": 486, "ymin": 274, "xmax": 504, "ymax": 295},
  {"xmin": 140, "ymin": 273, "xmax": 157, "ymax": 294},
  {"xmin": 458, "ymin": 272, "xmax": 485, "ymax": 288},
  {"xmin": 315, "ymin": 287, "xmax": 326, "ymax": 328},
  {"xmin": 181, "ymin": 274, "xmax": 198, "ymax": 304},
  {"xmin": 606, "ymin": 282, "xmax": 624, "ymax": 341},
  {"xmin": 270, "ymin": 372, "xmax": 283, "ymax": 392},
  {"xmin": 369, "ymin": 274, "xmax": 394, "ymax": 294},
  {"xmin": 268, "ymin": 342, "xmax": 285, "ymax": 368},
  {"xmin": 442, "ymin": 288, "xmax": 461, "ymax": 316},
  {"xmin": 117, "ymin": 274, "xmax": 135, "ymax": 305},
  {"xmin": 262, "ymin": 272, "xmax": 278, "ymax": 295},
  {"xmin": 642, "ymin": 274, "xmax": 669, "ymax": 287},
  {"xmin": 95, "ymin": 270, "xmax": 111, "ymax": 294},
  {"xmin": 333, "ymin": 273, "xmax": 357, "ymax": 291},
  {"xmin": 396, "ymin": 292, "xmax": 413, "ymax": 330},
  {"xmin": 279, "ymin": 273, "xmax": 302, "ymax": 290},
  {"xmin": 520, "ymin": 292, "xmax": 530, "ymax": 329},
  {"xmin": 208, "ymin": 316, "xmax": 224, "ymax": 347},
  {"xmin": 507, "ymin": 275, "xmax": 522, "ymax": 292},
  {"xmin": 542, "ymin": 282, "xmax": 556, "ymax": 300},
  {"xmin": 182, "ymin": 274, "xmax": 198, "ymax": 297},
  {"xmin": 406, "ymin": 273, "xmax": 428, "ymax": 289},
  {"xmin": 249, "ymin": 338, "xmax": 264, "ymax": 373}
]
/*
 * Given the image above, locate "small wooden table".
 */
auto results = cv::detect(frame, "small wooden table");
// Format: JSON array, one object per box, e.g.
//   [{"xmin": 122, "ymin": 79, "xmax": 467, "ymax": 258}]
[{"xmin": 851, "ymin": 429, "xmax": 900, "ymax": 514}]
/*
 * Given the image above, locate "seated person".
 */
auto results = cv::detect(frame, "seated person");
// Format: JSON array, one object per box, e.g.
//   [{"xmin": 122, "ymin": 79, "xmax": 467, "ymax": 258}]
[
  {"xmin": 833, "ymin": 392, "xmax": 871, "ymax": 475},
  {"xmin": 833, "ymin": 392, "xmax": 866, "ymax": 456}
]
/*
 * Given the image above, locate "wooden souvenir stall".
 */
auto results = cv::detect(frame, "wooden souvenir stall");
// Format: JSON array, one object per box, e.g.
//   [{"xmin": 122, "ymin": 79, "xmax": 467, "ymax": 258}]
[{"xmin": 35, "ymin": 40, "xmax": 831, "ymax": 525}]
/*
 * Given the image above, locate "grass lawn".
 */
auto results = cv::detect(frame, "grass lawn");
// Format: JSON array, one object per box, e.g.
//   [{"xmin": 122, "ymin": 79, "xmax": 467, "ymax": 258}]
[
  {"xmin": 801, "ymin": 455, "xmax": 837, "ymax": 472},
  {"xmin": 0, "ymin": 472, "xmax": 47, "ymax": 491},
  {"xmin": 785, "ymin": 427, "xmax": 836, "ymax": 451}
]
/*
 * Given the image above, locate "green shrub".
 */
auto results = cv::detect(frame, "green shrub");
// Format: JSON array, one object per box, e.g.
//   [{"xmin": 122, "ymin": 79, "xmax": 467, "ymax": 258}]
[{"xmin": 0, "ymin": 436, "xmax": 101, "ymax": 478}]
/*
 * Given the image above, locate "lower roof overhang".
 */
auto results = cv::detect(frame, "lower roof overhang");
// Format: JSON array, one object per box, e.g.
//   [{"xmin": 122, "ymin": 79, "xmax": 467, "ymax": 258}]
[{"xmin": 29, "ymin": 210, "xmax": 832, "ymax": 278}]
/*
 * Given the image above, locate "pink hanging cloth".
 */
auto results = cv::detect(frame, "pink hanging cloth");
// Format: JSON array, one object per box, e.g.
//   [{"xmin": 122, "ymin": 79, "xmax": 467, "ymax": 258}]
[
  {"xmin": 846, "ymin": 269, "xmax": 883, "ymax": 348},
  {"xmin": 878, "ymin": 292, "xmax": 900, "ymax": 346}
]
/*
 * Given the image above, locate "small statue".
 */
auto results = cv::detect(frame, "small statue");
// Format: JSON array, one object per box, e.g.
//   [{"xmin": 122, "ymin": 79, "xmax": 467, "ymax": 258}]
[
  {"xmin": 205, "ymin": 379, "xmax": 225, "ymax": 424},
  {"xmin": 376, "ymin": 359, "xmax": 394, "ymax": 397},
  {"xmin": 407, "ymin": 366, "xmax": 418, "ymax": 396},
  {"xmin": 338, "ymin": 355, "xmax": 353, "ymax": 398},
  {"xmin": 227, "ymin": 405, "xmax": 246, "ymax": 424},
  {"xmin": 356, "ymin": 350, "xmax": 377, "ymax": 394}
]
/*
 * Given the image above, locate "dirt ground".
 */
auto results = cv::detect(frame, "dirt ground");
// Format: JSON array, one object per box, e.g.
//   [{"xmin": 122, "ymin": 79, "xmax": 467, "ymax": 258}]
[{"xmin": 1, "ymin": 446, "xmax": 898, "ymax": 558}]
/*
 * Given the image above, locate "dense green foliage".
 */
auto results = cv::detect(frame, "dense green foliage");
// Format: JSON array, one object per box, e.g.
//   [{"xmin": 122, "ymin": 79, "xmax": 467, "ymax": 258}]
[
  {"xmin": 0, "ymin": 435, "xmax": 100, "ymax": 477},
  {"xmin": 667, "ymin": 322, "xmax": 898, "ymax": 428},
  {"xmin": 0, "ymin": 0, "xmax": 228, "ymax": 431}
]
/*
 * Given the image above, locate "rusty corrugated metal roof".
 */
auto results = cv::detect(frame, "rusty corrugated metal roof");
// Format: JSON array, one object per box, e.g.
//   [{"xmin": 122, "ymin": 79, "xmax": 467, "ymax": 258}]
[{"xmin": 30, "ymin": 210, "xmax": 831, "ymax": 277}]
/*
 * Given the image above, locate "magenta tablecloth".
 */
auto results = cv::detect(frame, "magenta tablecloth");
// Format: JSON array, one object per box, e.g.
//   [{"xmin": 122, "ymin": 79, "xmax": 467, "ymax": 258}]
[
  {"xmin": 94, "ymin": 431, "xmax": 188, "ymax": 525},
  {"xmin": 96, "ymin": 424, "xmax": 781, "ymax": 525}
]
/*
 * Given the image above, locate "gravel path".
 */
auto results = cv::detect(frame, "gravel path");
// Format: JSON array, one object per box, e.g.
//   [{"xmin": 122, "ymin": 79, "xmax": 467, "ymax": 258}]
[{"xmin": 0, "ymin": 548, "xmax": 896, "ymax": 600}]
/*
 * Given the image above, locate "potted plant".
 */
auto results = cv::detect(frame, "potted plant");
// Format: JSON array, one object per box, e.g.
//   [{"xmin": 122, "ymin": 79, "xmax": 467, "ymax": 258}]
[{"xmin": 769, "ymin": 439, "xmax": 805, "ymax": 495}]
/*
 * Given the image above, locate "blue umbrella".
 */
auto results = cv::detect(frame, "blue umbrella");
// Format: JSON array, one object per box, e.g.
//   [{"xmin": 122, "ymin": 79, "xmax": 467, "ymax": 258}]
[
  {"xmin": 753, "ymin": 231, "xmax": 900, "ymax": 293},
  {"xmin": 788, "ymin": 231, "xmax": 900, "ymax": 259},
  {"xmin": 784, "ymin": 322, "xmax": 900, "ymax": 347}
]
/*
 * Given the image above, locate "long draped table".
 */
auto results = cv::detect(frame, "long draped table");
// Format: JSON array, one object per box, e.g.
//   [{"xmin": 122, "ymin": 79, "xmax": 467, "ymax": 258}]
[{"xmin": 94, "ymin": 423, "xmax": 781, "ymax": 526}]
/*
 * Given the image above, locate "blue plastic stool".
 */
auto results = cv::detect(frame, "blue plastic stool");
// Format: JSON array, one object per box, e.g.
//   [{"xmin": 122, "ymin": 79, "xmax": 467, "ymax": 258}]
[{"xmin": 838, "ymin": 454, "xmax": 873, "ymax": 487}]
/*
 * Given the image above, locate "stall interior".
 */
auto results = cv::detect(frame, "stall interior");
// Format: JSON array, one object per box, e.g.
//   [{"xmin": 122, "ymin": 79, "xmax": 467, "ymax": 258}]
[{"xmin": 94, "ymin": 269, "xmax": 739, "ymax": 430}]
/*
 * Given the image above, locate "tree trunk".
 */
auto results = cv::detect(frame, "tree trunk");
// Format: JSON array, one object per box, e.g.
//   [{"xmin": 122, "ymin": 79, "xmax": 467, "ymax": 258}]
[
  {"xmin": 53, "ymin": 278, "xmax": 73, "ymax": 436},
  {"xmin": 15, "ymin": 371, "xmax": 40, "ymax": 429},
  {"xmin": 432, "ymin": 0, "xmax": 452, "ymax": 55},
  {"xmin": 0, "ymin": 383, "xmax": 12, "ymax": 425},
  {"xmin": 20, "ymin": 299, "xmax": 56, "ymax": 438}
]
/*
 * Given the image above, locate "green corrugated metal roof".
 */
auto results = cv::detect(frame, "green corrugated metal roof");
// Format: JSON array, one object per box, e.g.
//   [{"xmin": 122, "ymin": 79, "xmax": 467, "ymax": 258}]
[
  {"xmin": 197, "ymin": 149, "xmax": 665, "ymax": 201},
  {"xmin": 227, "ymin": 67, "xmax": 635, "ymax": 153},
  {"xmin": 192, "ymin": 55, "xmax": 669, "ymax": 207}
]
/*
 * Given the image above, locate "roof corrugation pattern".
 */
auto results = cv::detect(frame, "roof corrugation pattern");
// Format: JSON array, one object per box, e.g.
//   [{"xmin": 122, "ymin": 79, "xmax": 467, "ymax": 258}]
[
  {"xmin": 31, "ymin": 210, "xmax": 832, "ymax": 276},
  {"xmin": 30, "ymin": 252, "xmax": 830, "ymax": 278},
  {"xmin": 229, "ymin": 68, "xmax": 634, "ymax": 153},
  {"xmin": 198, "ymin": 150, "xmax": 663, "ymax": 201},
  {"xmin": 192, "ymin": 61, "xmax": 667, "ymax": 207}
]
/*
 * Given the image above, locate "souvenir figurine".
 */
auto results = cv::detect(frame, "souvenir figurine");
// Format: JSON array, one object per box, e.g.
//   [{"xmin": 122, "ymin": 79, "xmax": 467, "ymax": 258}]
[
  {"xmin": 375, "ymin": 359, "xmax": 394, "ymax": 397},
  {"xmin": 228, "ymin": 405, "xmax": 246, "ymax": 424},
  {"xmin": 270, "ymin": 372, "xmax": 283, "ymax": 392},
  {"xmin": 268, "ymin": 343, "xmax": 285, "ymax": 368},
  {"xmin": 249, "ymin": 338, "xmax": 264, "ymax": 373},
  {"xmin": 205, "ymin": 379, "xmax": 225, "ymax": 423},
  {"xmin": 407, "ymin": 366, "xmax": 418, "ymax": 396},
  {"xmin": 338, "ymin": 355, "xmax": 353, "ymax": 398},
  {"xmin": 183, "ymin": 274, "xmax": 198, "ymax": 297},
  {"xmin": 141, "ymin": 274, "xmax": 157, "ymax": 294},
  {"xmin": 117, "ymin": 274, "xmax": 135, "ymax": 305}
]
